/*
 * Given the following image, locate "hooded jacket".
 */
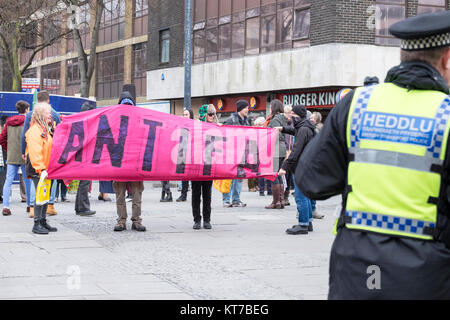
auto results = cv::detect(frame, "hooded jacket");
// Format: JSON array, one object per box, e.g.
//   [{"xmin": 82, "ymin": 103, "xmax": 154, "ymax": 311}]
[
  {"xmin": 268, "ymin": 113, "xmax": 287, "ymax": 158},
  {"xmin": 295, "ymin": 61, "xmax": 450, "ymax": 299},
  {"xmin": 281, "ymin": 116, "xmax": 315, "ymax": 173},
  {"xmin": 0, "ymin": 115, "xmax": 26, "ymax": 165}
]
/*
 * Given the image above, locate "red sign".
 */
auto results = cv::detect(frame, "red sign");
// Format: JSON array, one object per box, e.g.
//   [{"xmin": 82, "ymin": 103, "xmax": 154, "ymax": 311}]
[{"xmin": 277, "ymin": 89, "xmax": 343, "ymax": 109}]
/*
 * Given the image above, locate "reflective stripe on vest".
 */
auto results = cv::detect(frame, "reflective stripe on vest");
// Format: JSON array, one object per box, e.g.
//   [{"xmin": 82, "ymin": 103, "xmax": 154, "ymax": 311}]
[
  {"xmin": 349, "ymin": 88, "xmax": 450, "ymax": 173},
  {"xmin": 345, "ymin": 210, "xmax": 435, "ymax": 237}
]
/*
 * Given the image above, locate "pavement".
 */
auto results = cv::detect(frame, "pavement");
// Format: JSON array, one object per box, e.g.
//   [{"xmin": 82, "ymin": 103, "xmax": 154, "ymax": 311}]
[{"xmin": 0, "ymin": 182, "xmax": 340, "ymax": 300}]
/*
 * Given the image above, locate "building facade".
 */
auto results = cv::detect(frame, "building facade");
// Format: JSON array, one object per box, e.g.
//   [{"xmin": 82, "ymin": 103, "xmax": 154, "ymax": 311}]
[
  {"xmin": 19, "ymin": 0, "xmax": 149, "ymax": 107},
  {"xmin": 147, "ymin": 0, "xmax": 450, "ymax": 121}
]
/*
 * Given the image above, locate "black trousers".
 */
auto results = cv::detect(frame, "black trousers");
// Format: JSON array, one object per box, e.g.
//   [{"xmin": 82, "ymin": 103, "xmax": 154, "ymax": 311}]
[
  {"xmin": 180, "ymin": 181, "xmax": 189, "ymax": 197},
  {"xmin": 191, "ymin": 181, "xmax": 212, "ymax": 223},
  {"xmin": 75, "ymin": 180, "xmax": 91, "ymax": 213}
]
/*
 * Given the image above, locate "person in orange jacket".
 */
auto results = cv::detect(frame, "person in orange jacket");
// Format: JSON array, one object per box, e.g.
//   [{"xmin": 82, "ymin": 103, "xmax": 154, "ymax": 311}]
[{"xmin": 25, "ymin": 102, "xmax": 57, "ymax": 235}]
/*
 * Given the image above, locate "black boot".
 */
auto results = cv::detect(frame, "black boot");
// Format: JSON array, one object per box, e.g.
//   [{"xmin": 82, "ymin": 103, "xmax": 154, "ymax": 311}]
[
  {"xmin": 32, "ymin": 221, "xmax": 49, "ymax": 234},
  {"xmin": 160, "ymin": 191, "xmax": 166, "ymax": 202},
  {"xmin": 41, "ymin": 219, "xmax": 57, "ymax": 232},
  {"xmin": 176, "ymin": 194, "xmax": 186, "ymax": 202},
  {"xmin": 164, "ymin": 191, "xmax": 173, "ymax": 202}
]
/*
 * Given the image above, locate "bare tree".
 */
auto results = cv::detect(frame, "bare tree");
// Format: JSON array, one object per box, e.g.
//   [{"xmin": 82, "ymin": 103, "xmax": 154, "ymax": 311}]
[
  {"xmin": 0, "ymin": 0, "xmax": 71, "ymax": 91},
  {"xmin": 64, "ymin": 0, "xmax": 104, "ymax": 98}
]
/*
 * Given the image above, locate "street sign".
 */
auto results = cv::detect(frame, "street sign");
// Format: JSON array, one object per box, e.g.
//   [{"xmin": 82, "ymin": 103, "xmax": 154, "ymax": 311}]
[{"xmin": 21, "ymin": 78, "xmax": 40, "ymax": 93}]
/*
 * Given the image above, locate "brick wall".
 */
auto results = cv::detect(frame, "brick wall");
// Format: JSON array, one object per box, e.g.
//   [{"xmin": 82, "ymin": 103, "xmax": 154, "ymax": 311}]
[
  {"xmin": 310, "ymin": 0, "xmax": 337, "ymax": 46},
  {"xmin": 148, "ymin": 0, "xmax": 185, "ymax": 71}
]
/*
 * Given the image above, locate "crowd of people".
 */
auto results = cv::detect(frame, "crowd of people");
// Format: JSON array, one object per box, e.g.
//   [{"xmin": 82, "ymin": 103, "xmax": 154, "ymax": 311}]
[{"xmin": 0, "ymin": 86, "xmax": 323, "ymax": 236}]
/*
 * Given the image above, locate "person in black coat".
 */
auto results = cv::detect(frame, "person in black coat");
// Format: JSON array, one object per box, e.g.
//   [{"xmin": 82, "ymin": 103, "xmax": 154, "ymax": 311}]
[
  {"xmin": 276, "ymin": 104, "xmax": 316, "ymax": 235},
  {"xmin": 176, "ymin": 108, "xmax": 194, "ymax": 202},
  {"xmin": 74, "ymin": 102, "xmax": 96, "ymax": 216}
]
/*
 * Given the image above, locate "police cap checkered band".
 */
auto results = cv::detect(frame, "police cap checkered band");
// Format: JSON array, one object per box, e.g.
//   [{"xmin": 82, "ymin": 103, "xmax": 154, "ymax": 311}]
[{"xmin": 400, "ymin": 32, "xmax": 450, "ymax": 51}]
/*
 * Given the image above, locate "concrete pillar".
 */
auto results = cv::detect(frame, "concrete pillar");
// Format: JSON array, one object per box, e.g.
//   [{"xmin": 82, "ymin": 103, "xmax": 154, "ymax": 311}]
[{"xmin": 123, "ymin": 0, "xmax": 135, "ymax": 84}]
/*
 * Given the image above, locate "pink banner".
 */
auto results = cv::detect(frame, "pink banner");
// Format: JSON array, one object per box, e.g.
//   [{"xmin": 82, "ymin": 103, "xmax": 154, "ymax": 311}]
[{"xmin": 47, "ymin": 105, "xmax": 278, "ymax": 181}]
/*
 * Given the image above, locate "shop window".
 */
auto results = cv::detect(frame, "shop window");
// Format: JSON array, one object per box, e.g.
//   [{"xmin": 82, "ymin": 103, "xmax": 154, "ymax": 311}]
[
  {"xmin": 375, "ymin": 0, "xmax": 406, "ymax": 46},
  {"xmin": 160, "ymin": 29, "xmax": 170, "ymax": 64},
  {"xmin": 417, "ymin": 0, "xmax": 446, "ymax": 14}
]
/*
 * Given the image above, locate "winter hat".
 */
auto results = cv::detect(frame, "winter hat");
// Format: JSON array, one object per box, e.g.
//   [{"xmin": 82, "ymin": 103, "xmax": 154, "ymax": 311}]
[
  {"xmin": 118, "ymin": 84, "xmax": 136, "ymax": 105},
  {"xmin": 199, "ymin": 104, "xmax": 208, "ymax": 122},
  {"xmin": 236, "ymin": 100, "xmax": 249, "ymax": 113},
  {"xmin": 292, "ymin": 105, "xmax": 307, "ymax": 118}
]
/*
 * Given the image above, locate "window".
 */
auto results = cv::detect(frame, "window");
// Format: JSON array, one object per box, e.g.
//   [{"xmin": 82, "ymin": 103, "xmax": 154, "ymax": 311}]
[
  {"xmin": 66, "ymin": 58, "xmax": 81, "ymax": 96},
  {"xmin": 42, "ymin": 16, "xmax": 62, "ymax": 59},
  {"xmin": 375, "ymin": 0, "xmax": 406, "ymax": 46},
  {"xmin": 193, "ymin": 0, "xmax": 310, "ymax": 63},
  {"xmin": 41, "ymin": 63, "xmax": 61, "ymax": 94},
  {"xmin": 133, "ymin": 42, "xmax": 147, "ymax": 97},
  {"xmin": 134, "ymin": 0, "xmax": 149, "ymax": 36},
  {"xmin": 22, "ymin": 68, "xmax": 37, "ymax": 79},
  {"xmin": 160, "ymin": 29, "xmax": 170, "ymax": 64},
  {"xmin": 98, "ymin": 0, "xmax": 126, "ymax": 45},
  {"xmin": 417, "ymin": 0, "xmax": 446, "ymax": 14},
  {"xmin": 96, "ymin": 48, "xmax": 124, "ymax": 100}
]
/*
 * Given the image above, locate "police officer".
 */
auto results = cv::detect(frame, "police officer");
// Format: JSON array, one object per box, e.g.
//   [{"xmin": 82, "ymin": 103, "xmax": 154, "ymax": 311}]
[{"xmin": 295, "ymin": 10, "xmax": 450, "ymax": 299}]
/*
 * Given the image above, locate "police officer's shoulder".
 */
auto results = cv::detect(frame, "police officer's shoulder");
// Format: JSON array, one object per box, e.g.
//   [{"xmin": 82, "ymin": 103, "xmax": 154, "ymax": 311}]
[{"xmin": 389, "ymin": 10, "xmax": 450, "ymax": 51}]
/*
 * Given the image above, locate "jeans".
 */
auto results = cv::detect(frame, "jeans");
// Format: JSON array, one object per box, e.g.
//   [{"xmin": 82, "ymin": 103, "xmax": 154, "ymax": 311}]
[
  {"xmin": 294, "ymin": 178, "xmax": 312, "ymax": 226},
  {"xmin": 222, "ymin": 179, "xmax": 242, "ymax": 203},
  {"xmin": 311, "ymin": 199, "xmax": 316, "ymax": 212},
  {"xmin": 49, "ymin": 178, "xmax": 56, "ymax": 204},
  {"xmin": 3, "ymin": 164, "xmax": 30, "ymax": 207},
  {"xmin": 55, "ymin": 179, "xmax": 67, "ymax": 200},
  {"xmin": 258, "ymin": 178, "xmax": 272, "ymax": 194}
]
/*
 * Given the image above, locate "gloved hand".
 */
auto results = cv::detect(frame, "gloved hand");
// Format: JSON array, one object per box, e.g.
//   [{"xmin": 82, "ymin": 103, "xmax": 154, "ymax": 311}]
[{"xmin": 40, "ymin": 170, "xmax": 48, "ymax": 181}]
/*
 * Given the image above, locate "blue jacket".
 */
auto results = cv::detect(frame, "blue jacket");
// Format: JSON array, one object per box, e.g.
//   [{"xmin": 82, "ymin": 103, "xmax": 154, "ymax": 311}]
[{"xmin": 20, "ymin": 108, "xmax": 61, "ymax": 156}]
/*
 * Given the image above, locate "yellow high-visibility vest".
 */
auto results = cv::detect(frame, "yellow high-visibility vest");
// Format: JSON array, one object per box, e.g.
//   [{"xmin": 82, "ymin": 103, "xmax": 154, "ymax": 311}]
[{"xmin": 340, "ymin": 83, "xmax": 450, "ymax": 240}]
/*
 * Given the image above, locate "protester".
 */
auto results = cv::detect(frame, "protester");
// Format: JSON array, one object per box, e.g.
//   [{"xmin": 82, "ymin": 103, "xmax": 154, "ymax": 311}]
[
  {"xmin": 254, "ymin": 117, "xmax": 272, "ymax": 197},
  {"xmin": 160, "ymin": 181, "xmax": 173, "ymax": 202},
  {"xmin": 309, "ymin": 111, "xmax": 324, "ymax": 219},
  {"xmin": 55, "ymin": 179, "xmax": 68, "ymax": 202},
  {"xmin": 25, "ymin": 103, "xmax": 57, "ymax": 234},
  {"xmin": 191, "ymin": 104, "xmax": 218, "ymax": 229},
  {"xmin": 176, "ymin": 108, "xmax": 194, "ymax": 202},
  {"xmin": 113, "ymin": 85, "xmax": 146, "ymax": 232},
  {"xmin": 277, "ymin": 104, "xmax": 316, "ymax": 234},
  {"xmin": 75, "ymin": 102, "xmax": 96, "ymax": 216},
  {"xmin": 0, "ymin": 100, "xmax": 30, "ymax": 216},
  {"xmin": 0, "ymin": 117, "xmax": 6, "ymax": 203},
  {"xmin": 222, "ymin": 100, "xmax": 249, "ymax": 207},
  {"xmin": 98, "ymin": 181, "xmax": 113, "ymax": 201},
  {"xmin": 283, "ymin": 105, "xmax": 294, "ymax": 205},
  {"xmin": 21, "ymin": 91, "xmax": 61, "ymax": 216},
  {"xmin": 265, "ymin": 99, "xmax": 287, "ymax": 209}
]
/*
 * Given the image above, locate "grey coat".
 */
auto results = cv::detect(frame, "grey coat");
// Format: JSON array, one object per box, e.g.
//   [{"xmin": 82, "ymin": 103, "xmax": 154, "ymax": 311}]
[{"xmin": 268, "ymin": 113, "xmax": 287, "ymax": 158}]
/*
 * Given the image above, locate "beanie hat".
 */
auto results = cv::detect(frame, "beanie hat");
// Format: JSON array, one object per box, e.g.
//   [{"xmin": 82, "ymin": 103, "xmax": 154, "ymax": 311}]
[
  {"xmin": 292, "ymin": 105, "xmax": 307, "ymax": 118},
  {"xmin": 236, "ymin": 100, "xmax": 249, "ymax": 113},
  {"xmin": 199, "ymin": 104, "xmax": 208, "ymax": 122}
]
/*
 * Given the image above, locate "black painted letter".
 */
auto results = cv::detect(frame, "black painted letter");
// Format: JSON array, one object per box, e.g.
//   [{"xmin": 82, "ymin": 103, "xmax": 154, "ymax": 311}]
[
  {"xmin": 142, "ymin": 119, "xmax": 163, "ymax": 172},
  {"xmin": 58, "ymin": 121, "xmax": 85, "ymax": 164},
  {"xmin": 92, "ymin": 115, "xmax": 129, "ymax": 167},
  {"xmin": 176, "ymin": 128, "xmax": 190, "ymax": 174},
  {"xmin": 203, "ymin": 135, "xmax": 226, "ymax": 176},
  {"xmin": 237, "ymin": 139, "xmax": 260, "ymax": 178}
]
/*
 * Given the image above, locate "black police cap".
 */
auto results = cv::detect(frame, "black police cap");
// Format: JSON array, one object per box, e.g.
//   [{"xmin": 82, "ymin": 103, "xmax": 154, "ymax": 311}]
[{"xmin": 389, "ymin": 10, "xmax": 450, "ymax": 51}]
